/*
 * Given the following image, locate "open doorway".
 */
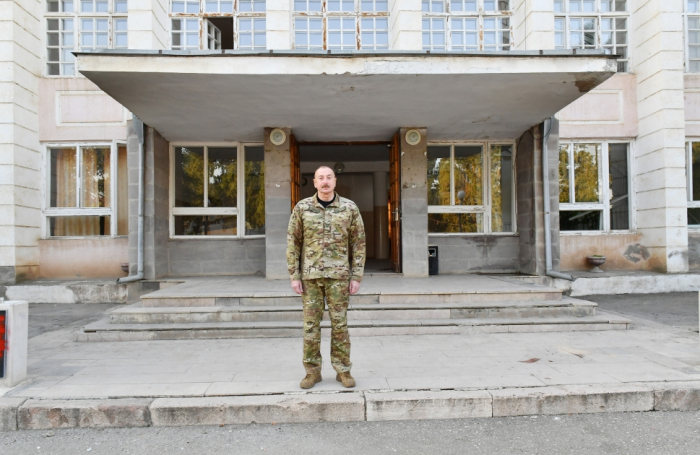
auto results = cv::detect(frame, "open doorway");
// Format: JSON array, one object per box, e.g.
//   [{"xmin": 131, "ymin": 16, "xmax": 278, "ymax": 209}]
[{"xmin": 299, "ymin": 143, "xmax": 395, "ymax": 274}]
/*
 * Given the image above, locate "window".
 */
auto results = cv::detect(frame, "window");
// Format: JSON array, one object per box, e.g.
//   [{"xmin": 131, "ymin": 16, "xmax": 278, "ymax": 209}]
[
  {"xmin": 44, "ymin": 143, "xmax": 128, "ymax": 237},
  {"xmin": 687, "ymin": 1, "xmax": 700, "ymax": 72},
  {"xmin": 45, "ymin": 0, "xmax": 128, "ymax": 76},
  {"xmin": 427, "ymin": 143, "xmax": 515, "ymax": 234},
  {"xmin": 294, "ymin": 0, "xmax": 389, "ymax": 50},
  {"xmin": 170, "ymin": 0, "xmax": 266, "ymax": 50},
  {"xmin": 422, "ymin": 0, "xmax": 512, "ymax": 51},
  {"xmin": 555, "ymin": 0, "xmax": 628, "ymax": 72},
  {"xmin": 686, "ymin": 142, "xmax": 700, "ymax": 227},
  {"xmin": 171, "ymin": 144, "xmax": 265, "ymax": 237},
  {"xmin": 559, "ymin": 142, "xmax": 631, "ymax": 232}
]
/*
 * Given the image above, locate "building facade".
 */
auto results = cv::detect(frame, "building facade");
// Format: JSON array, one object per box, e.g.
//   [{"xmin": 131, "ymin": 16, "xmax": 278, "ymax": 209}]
[{"xmin": 1, "ymin": 0, "xmax": 698, "ymax": 284}]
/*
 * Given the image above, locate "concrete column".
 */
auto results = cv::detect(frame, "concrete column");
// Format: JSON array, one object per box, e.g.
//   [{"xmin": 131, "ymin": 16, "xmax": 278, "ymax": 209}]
[
  {"xmin": 631, "ymin": 0, "xmax": 689, "ymax": 273},
  {"xmin": 546, "ymin": 118, "xmax": 561, "ymax": 272},
  {"xmin": 516, "ymin": 125, "xmax": 546, "ymax": 276},
  {"xmin": 373, "ymin": 171, "xmax": 389, "ymax": 260},
  {"xmin": 399, "ymin": 127, "xmax": 428, "ymax": 277},
  {"xmin": 129, "ymin": 0, "xmax": 169, "ymax": 50},
  {"xmin": 264, "ymin": 127, "xmax": 292, "ymax": 279},
  {"xmin": 389, "ymin": 0, "xmax": 422, "ymax": 50},
  {"xmin": 512, "ymin": 0, "xmax": 555, "ymax": 51},
  {"xmin": 143, "ymin": 127, "xmax": 170, "ymax": 280},
  {"xmin": 0, "ymin": 0, "xmax": 42, "ymax": 284},
  {"xmin": 267, "ymin": 0, "xmax": 292, "ymax": 50}
]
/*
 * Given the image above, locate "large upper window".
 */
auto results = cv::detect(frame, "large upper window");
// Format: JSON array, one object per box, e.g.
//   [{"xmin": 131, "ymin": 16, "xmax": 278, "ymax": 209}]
[
  {"xmin": 559, "ymin": 142, "xmax": 631, "ymax": 232},
  {"xmin": 427, "ymin": 143, "xmax": 515, "ymax": 234},
  {"xmin": 422, "ymin": 0, "xmax": 512, "ymax": 51},
  {"xmin": 45, "ymin": 0, "xmax": 128, "ymax": 76},
  {"xmin": 293, "ymin": 0, "xmax": 389, "ymax": 50},
  {"xmin": 171, "ymin": 144, "xmax": 265, "ymax": 237},
  {"xmin": 554, "ymin": 0, "xmax": 628, "ymax": 72},
  {"xmin": 686, "ymin": 1, "xmax": 700, "ymax": 72},
  {"xmin": 686, "ymin": 142, "xmax": 700, "ymax": 227},
  {"xmin": 44, "ymin": 142, "xmax": 128, "ymax": 237},
  {"xmin": 170, "ymin": 0, "xmax": 266, "ymax": 50}
]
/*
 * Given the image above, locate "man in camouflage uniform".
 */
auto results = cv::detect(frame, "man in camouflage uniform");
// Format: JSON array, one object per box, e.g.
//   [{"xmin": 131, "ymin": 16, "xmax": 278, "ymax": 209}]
[{"xmin": 287, "ymin": 166, "xmax": 366, "ymax": 389}]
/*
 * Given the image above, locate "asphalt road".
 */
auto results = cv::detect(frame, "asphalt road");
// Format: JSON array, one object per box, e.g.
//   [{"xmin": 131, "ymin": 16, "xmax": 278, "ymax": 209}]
[{"xmin": 2, "ymin": 411, "xmax": 699, "ymax": 454}]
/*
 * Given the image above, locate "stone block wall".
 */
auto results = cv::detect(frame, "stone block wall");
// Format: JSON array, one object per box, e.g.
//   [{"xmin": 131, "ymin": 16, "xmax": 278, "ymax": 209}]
[
  {"xmin": 144, "ymin": 127, "xmax": 169, "ymax": 280},
  {"xmin": 399, "ymin": 128, "xmax": 428, "ymax": 277},
  {"xmin": 689, "ymin": 232, "xmax": 700, "ymax": 272},
  {"xmin": 264, "ymin": 128, "xmax": 292, "ymax": 279},
  {"xmin": 167, "ymin": 238, "xmax": 265, "ymax": 276},
  {"xmin": 428, "ymin": 236, "xmax": 519, "ymax": 274}
]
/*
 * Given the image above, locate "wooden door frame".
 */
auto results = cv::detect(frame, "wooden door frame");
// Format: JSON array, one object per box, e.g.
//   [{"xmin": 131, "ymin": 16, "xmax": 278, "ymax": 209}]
[{"xmin": 389, "ymin": 133, "xmax": 401, "ymax": 273}]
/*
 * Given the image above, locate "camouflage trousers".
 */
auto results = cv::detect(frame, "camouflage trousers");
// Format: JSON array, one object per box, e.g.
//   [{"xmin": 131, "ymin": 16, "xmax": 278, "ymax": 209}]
[{"xmin": 301, "ymin": 278, "xmax": 352, "ymax": 374}]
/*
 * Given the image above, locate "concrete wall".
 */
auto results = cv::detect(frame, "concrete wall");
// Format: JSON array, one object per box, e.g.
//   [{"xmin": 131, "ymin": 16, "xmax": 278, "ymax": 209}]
[
  {"xmin": 389, "ymin": 0, "xmax": 421, "ymax": 51},
  {"xmin": 264, "ymin": 127, "xmax": 291, "ymax": 279},
  {"xmin": 399, "ymin": 128, "xmax": 428, "ymax": 277},
  {"xmin": 129, "ymin": 0, "xmax": 169, "ymax": 50},
  {"xmin": 560, "ymin": 233, "xmax": 654, "ymax": 271},
  {"xmin": 689, "ymin": 232, "xmax": 700, "ymax": 272},
  {"xmin": 512, "ymin": 0, "xmax": 554, "ymax": 51},
  {"xmin": 428, "ymin": 235, "xmax": 519, "ymax": 274},
  {"xmin": 267, "ymin": 0, "xmax": 292, "ymax": 50},
  {"xmin": 38, "ymin": 238, "xmax": 128, "ymax": 278},
  {"xmin": 516, "ymin": 125, "xmax": 546, "ymax": 276},
  {"xmin": 0, "ymin": 0, "xmax": 42, "ymax": 284},
  {"xmin": 167, "ymin": 238, "xmax": 265, "ymax": 276}
]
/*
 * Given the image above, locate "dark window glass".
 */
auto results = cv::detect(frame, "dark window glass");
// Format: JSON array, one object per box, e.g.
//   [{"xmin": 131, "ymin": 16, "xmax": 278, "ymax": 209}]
[
  {"xmin": 245, "ymin": 146, "xmax": 265, "ymax": 235},
  {"xmin": 428, "ymin": 213, "xmax": 483, "ymax": 233},
  {"xmin": 560, "ymin": 210, "xmax": 603, "ymax": 231},
  {"xmin": 692, "ymin": 142, "xmax": 700, "ymax": 202},
  {"xmin": 608, "ymin": 143, "xmax": 629, "ymax": 230},
  {"xmin": 49, "ymin": 216, "xmax": 111, "ymax": 236},
  {"xmin": 207, "ymin": 147, "xmax": 237, "ymax": 208},
  {"xmin": 689, "ymin": 208, "xmax": 700, "ymax": 226},
  {"xmin": 174, "ymin": 147, "xmax": 204, "ymax": 207},
  {"xmin": 174, "ymin": 215, "xmax": 237, "ymax": 235},
  {"xmin": 427, "ymin": 146, "xmax": 450, "ymax": 206}
]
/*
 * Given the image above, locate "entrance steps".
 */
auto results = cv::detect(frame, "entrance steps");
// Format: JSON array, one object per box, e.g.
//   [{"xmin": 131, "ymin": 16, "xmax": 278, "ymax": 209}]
[{"xmin": 76, "ymin": 275, "xmax": 630, "ymax": 341}]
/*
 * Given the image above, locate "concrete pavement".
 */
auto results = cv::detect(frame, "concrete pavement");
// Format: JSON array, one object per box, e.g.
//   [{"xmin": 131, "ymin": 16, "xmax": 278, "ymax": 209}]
[{"xmin": 1, "ymin": 293, "xmax": 700, "ymax": 430}]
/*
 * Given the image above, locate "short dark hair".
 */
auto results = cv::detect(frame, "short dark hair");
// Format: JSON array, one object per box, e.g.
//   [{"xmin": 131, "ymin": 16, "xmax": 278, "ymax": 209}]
[{"xmin": 314, "ymin": 166, "xmax": 335, "ymax": 179}]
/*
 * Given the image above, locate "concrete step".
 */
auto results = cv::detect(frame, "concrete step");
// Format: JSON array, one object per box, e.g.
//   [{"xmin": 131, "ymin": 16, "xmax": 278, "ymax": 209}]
[
  {"xmin": 109, "ymin": 298, "xmax": 597, "ymax": 324},
  {"xmin": 77, "ymin": 312, "xmax": 630, "ymax": 341}
]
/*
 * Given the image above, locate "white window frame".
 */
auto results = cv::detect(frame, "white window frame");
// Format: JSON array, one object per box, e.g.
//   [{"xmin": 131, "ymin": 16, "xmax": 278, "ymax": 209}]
[
  {"xmin": 554, "ymin": 0, "xmax": 629, "ymax": 72},
  {"xmin": 169, "ymin": 143, "xmax": 265, "ymax": 239},
  {"xmin": 44, "ymin": 0, "xmax": 127, "ymax": 77},
  {"xmin": 686, "ymin": 141, "xmax": 700, "ymax": 228},
  {"xmin": 293, "ymin": 0, "xmax": 389, "ymax": 50},
  {"xmin": 169, "ymin": 0, "xmax": 267, "ymax": 50},
  {"xmin": 427, "ymin": 141, "xmax": 517, "ymax": 236},
  {"xmin": 42, "ymin": 141, "xmax": 127, "ymax": 239},
  {"xmin": 422, "ymin": 0, "xmax": 513, "ymax": 52},
  {"xmin": 559, "ymin": 140, "xmax": 635, "ymax": 235},
  {"xmin": 685, "ymin": 1, "xmax": 700, "ymax": 73}
]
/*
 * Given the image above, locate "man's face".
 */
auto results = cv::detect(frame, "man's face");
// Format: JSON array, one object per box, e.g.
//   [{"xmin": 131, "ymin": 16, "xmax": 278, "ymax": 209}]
[{"xmin": 313, "ymin": 167, "xmax": 336, "ymax": 196}]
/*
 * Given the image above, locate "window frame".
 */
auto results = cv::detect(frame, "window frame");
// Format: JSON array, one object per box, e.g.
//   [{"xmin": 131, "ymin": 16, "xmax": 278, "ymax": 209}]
[
  {"xmin": 686, "ymin": 141, "xmax": 700, "ymax": 228},
  {"xmin": 292, "ymin": 0, "xmax": 390, "ymax": 50},
  {"xmin": 427, "ymin": 141, "xmax": 517, "ymax": 236},
  {"xmin": 42, "ymin": 140, "xmax": 127, "ymax": 239},
  {"xmin": 44, "ymin": 0, "xmax": 127, "ymax": 77},
  {"xmin": 685, "ymin": 1, "xmax": 700, "ymax": 73},
  {"xmin": 168, "ymin": 142, "xmax": 265, "ymax": 239},
  {"xmin": 554, "ymin": 0, "xmax": 630, "ymax": 73},
  {"xmin": 421, "ymin": 0, "xmax": 513, "ymax": 52},
  {"xmin": 169, "ymin": 0, "xmax": 267, "ymax": 50},
  {"xmin": 559, "ymin": 140, "xmax": 635, "ymax": 235}
]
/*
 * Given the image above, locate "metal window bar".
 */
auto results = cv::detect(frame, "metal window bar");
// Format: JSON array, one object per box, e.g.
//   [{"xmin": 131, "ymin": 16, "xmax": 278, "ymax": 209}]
[
  {"xmin": 360, "ymin": 17, "xmax": 389, "ymax": 49},
  {"xmin": 239, "ymin": 18, "xmax": 266, "ymax": 50}
]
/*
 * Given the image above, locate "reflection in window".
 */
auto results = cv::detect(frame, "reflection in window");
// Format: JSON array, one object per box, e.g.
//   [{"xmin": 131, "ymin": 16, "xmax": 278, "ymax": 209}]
[
  {"xmin": 49, "ymin": 216, "xmax": 111, "ymax": 236},
  {"xmin": 573, "ymin": 143, "xmax": 600, "ymax": 203},
  {"xmin": 81, "ymin": 147, "xmax": 111, "ymax": 208},
  {"xmin": 428, "ymin": 213, "xmax": 482, "ymax": 233},
  {"xmin": 174, "ymin": 147, "xmax": 204, "ymax": 207},
  {"xmin": 427, "ymin": 146, "xmax": 450, "ymax": 206},
  {"xmin": 454, "ymin": 146, "xmax": 482, "ymax": 206},
  {"xmin": 490, "ymin": 145, "xmax": 513, "ymax": 232},
  {"xmin": 50, "ymin": 147, "xmax": 78, "ymax": 208},
  {"xmin": 245, "ymin": 146, "xmax": 265, "ymax": 235},
  {"xmin": 174, "ymin": 215, "xmax": 238, "ymax": 235},
  {"xmin": 558, "ymin": 145, "xmax": 570, "ymax": 203},
  {"xmin": 608, "ymin": 143, "xmax": 629, "ymax": 230},
  {"xmin": 560, "ymin": 210, "xmax": 602, "ymax": 231},
  {"xmin": 208, "ymin": 147, "xmax": 237, "ymax": 208}
]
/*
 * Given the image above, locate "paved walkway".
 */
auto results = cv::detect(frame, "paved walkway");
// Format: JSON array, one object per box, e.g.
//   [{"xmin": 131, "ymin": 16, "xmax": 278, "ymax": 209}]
[{"xmin": 2, "ymin": 308, "xmax": 699, "ymax": 400}]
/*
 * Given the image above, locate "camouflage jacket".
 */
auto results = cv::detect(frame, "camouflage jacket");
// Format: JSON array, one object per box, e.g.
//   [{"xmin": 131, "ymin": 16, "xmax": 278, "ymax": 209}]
[{"xmin": 287, "ymin": 192, "xmax": 366, "ymax": 282}]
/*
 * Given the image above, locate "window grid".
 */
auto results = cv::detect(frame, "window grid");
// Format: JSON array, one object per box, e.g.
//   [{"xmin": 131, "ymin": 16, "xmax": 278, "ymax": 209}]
[
  {"xmin": 427, "ymin": 142, "xmax": 516, "ymax": 235},
  {"xmin": 43, "ymin": 142, "xmax": 127, "ymax": 239},
  {"xmin": 687, "ymin": 2, "xmax": 700, "ymax": 72},
  {"xmin": 169, "ymin": 144, "xmax": 266, "ymax": 238},
  {"xmin": 686, "ymin": 142, "xmax": 700, "ymax": 227},
  {"xmin": 293, "ymin": 0, "xmax": 389, "ymax": 50},
  {"xmin": 422, "ymin": 0, "xmax": 512, "ymax": 51},
  {"xmin": 45, "ymin": 0, "xmax": 127, "ymax": 76},
  {"xmin": 170, "ymin": 1, "xmax": 267, "ymax": 50},
  {"xmin": 559, "ymin": 141, "xmax": 633, "ymax": 233},
  {"xmin": 554, "ymin": 1, "xmax": 629, "ymax": 72}
]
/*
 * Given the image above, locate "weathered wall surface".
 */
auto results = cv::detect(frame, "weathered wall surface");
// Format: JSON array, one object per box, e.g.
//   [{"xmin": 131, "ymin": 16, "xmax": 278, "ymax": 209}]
[
  {"xmin": 264, "ymin": 127, "xmax": 291, "ymax": 279},
  {"xmin": 559, "ymin": 74, "xmax": 639, "ymax": 139},
  {"xmin": 516, "ymin": 125, "xmax": 545, "ymax": 276},
  {"xmin": 399, "ymin": 127, "xmax": 428, "ymax": 277},
  {"xmin": 689, "ymin": 232, "xmax": 700, "ymax": 271},
  {"xmin": 428, "ymin": 235, "xmax": 519, "ymax": 274},
  {"xmin": 38, "ymin": 78, "xmax": 128, "ymax": 142},
  {"xmin": 560, "ymin": 233, "xmax": 653, "ymax": 271},
  {"xmin": 144, "ymin": 127, "xmax": 169, "ymax": 279},
  {"xmin": 38, "ymin": 238, "xmax": 128, "ymax": 278},
  {"xmin": 167, "ymin": 238, "xmax": 265, "ymax": 276}
]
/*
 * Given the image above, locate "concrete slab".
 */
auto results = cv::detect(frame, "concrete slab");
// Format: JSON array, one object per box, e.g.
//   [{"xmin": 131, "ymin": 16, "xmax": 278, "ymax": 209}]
[
  {"xmin": 17, "ymin": 399, "xmax": 152, "ymax": 430},
  {"xmin": 365, "ymin": 390, "xmax": 492, "ymax": 421},
  {"xmin": 0, "ymin": 398, "xmax": 26, "ymax": 431},
  {"xmin": 150, "ymin": 394, "xmax": 365, "ymax": 426}
]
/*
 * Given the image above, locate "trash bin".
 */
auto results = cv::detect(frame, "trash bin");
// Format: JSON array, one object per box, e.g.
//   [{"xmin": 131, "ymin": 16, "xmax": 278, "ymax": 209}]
[{"xmin": 428, "ymin": 245, "xmax": 438, "ymax": 276}]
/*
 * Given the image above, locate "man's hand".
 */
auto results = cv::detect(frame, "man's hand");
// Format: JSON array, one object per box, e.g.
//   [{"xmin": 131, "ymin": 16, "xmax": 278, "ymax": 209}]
[
  {"xmin": 291, "ymin": 280, "xmax": 304, "ymax": 295},
  {"xmin": 349, "ymin": 280, "xmax": 361, "ymax": 295}
]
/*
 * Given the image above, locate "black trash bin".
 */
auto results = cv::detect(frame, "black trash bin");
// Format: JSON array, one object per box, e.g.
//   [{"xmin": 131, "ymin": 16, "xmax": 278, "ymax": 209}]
[{"xmin": 428, "ymin": 245, "xmax": 438, "ymax": 276}]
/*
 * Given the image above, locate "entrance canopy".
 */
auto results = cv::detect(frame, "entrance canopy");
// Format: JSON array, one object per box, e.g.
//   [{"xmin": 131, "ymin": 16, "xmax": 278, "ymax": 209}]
[{"xmin": 76, "ymin": 50, "xmax": 616, "ymax": 142}]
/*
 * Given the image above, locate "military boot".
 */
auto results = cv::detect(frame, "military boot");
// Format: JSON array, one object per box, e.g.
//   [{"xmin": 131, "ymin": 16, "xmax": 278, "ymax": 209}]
[
  {"xmin": 336, "ymin": 372, "xmax": 356, "ymax": 388},
  {"xmin": 300, "ymin": 372, "xmax": 322, "ymax": 389}
]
